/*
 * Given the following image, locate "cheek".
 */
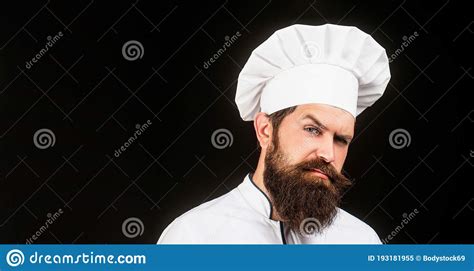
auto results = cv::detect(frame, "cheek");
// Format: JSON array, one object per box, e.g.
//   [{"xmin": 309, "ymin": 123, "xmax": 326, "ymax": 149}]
[
  {"xmin": 279, "ymin": 130, "xmax": 316, "ymax": 162},
  {"xmin": 334, "ymin": 147, "xmax": 349, "ymax": 170},
  {"xmin": 278, "ymin": 129, "xmax": 311, "ymax": 161}
]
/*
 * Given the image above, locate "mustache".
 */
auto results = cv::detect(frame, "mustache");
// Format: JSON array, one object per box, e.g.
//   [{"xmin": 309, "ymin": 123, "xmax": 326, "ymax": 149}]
[{"xmin": 292, "ymin": 158, "xmax": 346, "ymax": 184}]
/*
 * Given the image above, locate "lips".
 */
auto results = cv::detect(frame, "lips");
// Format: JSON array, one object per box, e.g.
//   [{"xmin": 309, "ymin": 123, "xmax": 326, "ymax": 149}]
[{"xmin": 305, "ymin": 168, "xmax": 330, "ymax": 180}]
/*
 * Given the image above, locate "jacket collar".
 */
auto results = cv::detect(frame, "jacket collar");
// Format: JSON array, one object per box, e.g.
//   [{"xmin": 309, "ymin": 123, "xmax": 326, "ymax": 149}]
[{"xmin": 238, "ymin": 172, "xmax": 276, "ymax": 220}]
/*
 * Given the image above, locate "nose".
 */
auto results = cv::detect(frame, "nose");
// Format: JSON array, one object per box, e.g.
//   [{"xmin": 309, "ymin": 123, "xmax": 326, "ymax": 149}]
[{"xmin": 317, "ymin": 136, "xmax": 335, "ymax": 164}]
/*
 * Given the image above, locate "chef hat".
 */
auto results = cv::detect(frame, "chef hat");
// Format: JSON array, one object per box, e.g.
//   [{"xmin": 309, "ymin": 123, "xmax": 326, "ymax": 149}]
[{"xmin": 235, "ymin": 24, "xmax": 391, "ymax": 121}]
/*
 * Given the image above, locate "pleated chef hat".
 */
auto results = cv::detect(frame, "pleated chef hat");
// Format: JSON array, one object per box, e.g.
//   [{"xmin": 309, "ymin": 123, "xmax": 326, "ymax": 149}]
[{"xmin": 235, "ymin": 24, "xmax": 391, "ymax": 121}]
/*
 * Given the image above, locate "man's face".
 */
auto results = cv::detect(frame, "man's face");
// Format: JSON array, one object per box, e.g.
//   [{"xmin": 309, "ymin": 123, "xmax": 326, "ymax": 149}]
[
  {"xmin": 271, "ymin": 103, "xmax": 355, "ymax": 172},
  {"xmin": 262, "ymin": 103, "xmax": 355, "ymax": 236}
]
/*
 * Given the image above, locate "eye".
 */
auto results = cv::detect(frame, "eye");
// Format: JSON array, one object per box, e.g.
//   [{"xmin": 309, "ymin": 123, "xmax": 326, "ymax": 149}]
[
  {"xmin": 304, "ymin": 126, "xmax": 322, "ymax": 136},
  {"xmin": 335, "ymin": 136, "xmax": 349, "ymax": 146}
]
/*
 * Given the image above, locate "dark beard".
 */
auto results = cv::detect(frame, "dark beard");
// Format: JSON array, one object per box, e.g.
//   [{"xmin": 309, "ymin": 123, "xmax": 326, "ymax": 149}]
[{"xmin": 263, "ymin": 141, "xmax": 352, "ymax": 237}]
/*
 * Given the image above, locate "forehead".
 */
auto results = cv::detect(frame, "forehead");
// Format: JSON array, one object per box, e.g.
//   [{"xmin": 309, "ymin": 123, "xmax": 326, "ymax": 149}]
[
  {"xmin": 284, "ymin": 103, "xmax": 355, "ymax": 131},
  {"xmin": 295, "ymin": 103, "xmax": 353, "ymax": 117}
]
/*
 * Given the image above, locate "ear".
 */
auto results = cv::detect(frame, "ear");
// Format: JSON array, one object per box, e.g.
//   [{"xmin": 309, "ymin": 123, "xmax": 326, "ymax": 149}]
[{"xmin": 254, "ymin": 112, "xmax": 273, "ymax": 150}]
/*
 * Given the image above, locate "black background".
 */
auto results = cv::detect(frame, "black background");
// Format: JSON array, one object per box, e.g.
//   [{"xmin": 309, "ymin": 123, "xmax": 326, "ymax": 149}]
[{"xmin": 0, "ymin": 0, "xmax": 472, "ymax": 244}]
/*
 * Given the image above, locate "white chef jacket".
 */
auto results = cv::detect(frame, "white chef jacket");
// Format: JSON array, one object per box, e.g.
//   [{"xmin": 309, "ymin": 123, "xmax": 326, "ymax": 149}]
[{"xmin": 157, "ymin": 173, "xmax": 382, "ymax": 244}]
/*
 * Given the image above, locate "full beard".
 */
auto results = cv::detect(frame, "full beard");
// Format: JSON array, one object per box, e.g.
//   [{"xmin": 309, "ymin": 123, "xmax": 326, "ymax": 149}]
[{"xmin": 263, "ymin": 142, "xmax": 352, "ymax": 237}]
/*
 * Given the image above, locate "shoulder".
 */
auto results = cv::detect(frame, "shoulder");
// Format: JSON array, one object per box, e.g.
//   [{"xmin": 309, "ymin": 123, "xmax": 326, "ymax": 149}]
[
  {"xmin": 157, "ymin": 188, "xmax": 244, "ymax": 244},
  {"xmin": 325, "ymin": 208, "xmax": 381, "ymax": 244}
]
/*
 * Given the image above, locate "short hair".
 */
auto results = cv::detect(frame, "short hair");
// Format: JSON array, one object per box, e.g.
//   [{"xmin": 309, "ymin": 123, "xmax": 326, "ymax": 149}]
[
  {"xmin": 267, "ymin": 106, "xmax": 297, "ymax": 133},
  {"xmin": 256, "ymin": 106, "xmax": 297, "ymax": 150}
]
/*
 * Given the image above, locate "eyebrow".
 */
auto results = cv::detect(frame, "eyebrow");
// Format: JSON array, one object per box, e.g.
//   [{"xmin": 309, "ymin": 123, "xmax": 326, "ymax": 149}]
[{"xmin": 301, "ymin": 114, "xmax": 353, "ymax": 142}]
